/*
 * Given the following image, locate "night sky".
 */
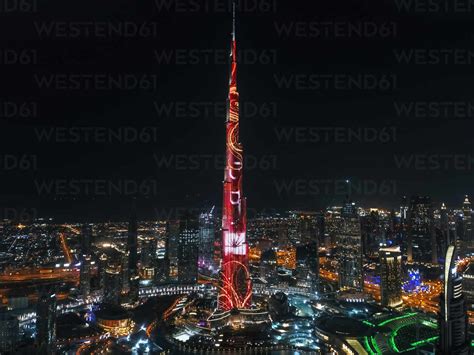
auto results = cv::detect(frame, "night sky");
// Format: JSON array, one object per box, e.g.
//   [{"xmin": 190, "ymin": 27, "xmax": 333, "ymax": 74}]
[{"xmin": 1, "ymin": 0, "xmax": 474, "ymax": 221}]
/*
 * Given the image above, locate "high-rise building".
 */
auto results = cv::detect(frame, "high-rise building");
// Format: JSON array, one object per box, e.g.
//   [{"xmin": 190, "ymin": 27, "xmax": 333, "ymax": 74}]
[
  {"xmin": 292, "ymin": 211, "xmax": 319, "ymax": 246},
  {"xmin": 324, "ymin": 207, "xmax": 343, "ymax": 249},
  {"xmin": 165, "ymin": 220, "xmax": 180, "ymax": 282},
  {"xmin": 337, "ymin": 201, "xmax": 363, "ymax": 291},
  {"xmin": 379, "ymin": 246, "xmax": 402, "ymax": 308},
  {"xmin": 295, "ymin": 242, "xmax": 319, "ymax": 292},
  {"xmin": 140, "ymin": 235, "xmax": 157, "ymax": 283},
  {"xmin": 98, "ymin": 253, "xmax": 108, "ymax": 290},
  {"xmin": 198, "ymin": 207, "xmax": 216, "ymax": 277},
  {"xmin": 0, "ymin": 310, "xmax": 19, "ymax": 353},
  {"xmin": 462, "ymin": 262, "xmax": 474, "ymax": 305},
  {"xmin": 177, "ymin": 217, "xmax": 199, "ymax": 284},
  {"xmin": 400, "ymin": 196, "xmax": 409, "ymax": 257},
  {"xmin": 81, "ymin": 223, "xmax": 92, "ymax": 255},
  {"xmin": 438, "ymin": 245, "xmax": 470, "ymax": 354},
  {"xmin": 103, "ymin": 262, "xmax": 122, "ymax": 305},
  {"xmin": 462, "ymin": 195, "xmax": 472, "ymax": 253},
  {"xmin": 407, "ymin": 196, "xmax": 435, "ymax": 264},
  {"xmin": 80, "ymin": 254, "xmax": 92, "ymax": 298},
  {"xmin": 36, "ymin": 291, "xmax": 57, "ymax": 354},
  {"xmin": 361, "ymin": 210, "xmax": 383, "ymax": 258},
  {"xmin": 440, "ymin": 203, "xmax": 450, "ymax": 254},
  {"xmin": 127, "ymin": 201, "xmax": 139, "ymax": 303},
  {"xmin": 140, "ymin": 236, "xmax": 157, "ymax": 268},
  {"xmin": 218, "ymin": 6, "xmax": 252, "ymax": 311}
]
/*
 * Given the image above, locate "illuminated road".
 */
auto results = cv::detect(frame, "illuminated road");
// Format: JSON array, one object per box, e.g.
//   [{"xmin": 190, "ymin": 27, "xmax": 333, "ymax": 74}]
[
  {"xmin": 0, "ymin": 267, "xmax": 79, "ymax": 283},
  {"xmin": 59, "ymin": 232, "xmax": 73, "ymax": 264}
]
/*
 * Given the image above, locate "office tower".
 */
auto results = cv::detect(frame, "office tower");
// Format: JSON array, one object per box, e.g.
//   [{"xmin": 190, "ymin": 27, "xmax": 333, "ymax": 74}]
[
  {"xmin": 277, "ymin": 221, "xmax": 289, "ymax": 247},
  {"xmin": 140, "ymin": 236, "xmax": 157, "ymax": 267},
  {"xmin": 80, "ymin": 254, "xmax": 92, "ymax": 298},
  {"xmin": 308, "ymin": 241, "xmax": 319, "ymax": 291},
  {"xmin": 400, "ymin": 196, "xmax": 409, "ymax": 256},
  {"xmin": 165, "ymin": 220, "xmax": 180, "ymax": 282},
  {"xmin": 140, "ymin": 235, "xmax": 157, "ymax": 282},
  {"xmin": 80, "ymin": 223, "xmax": 93, "ymax": 299},
  {"xmin": 324, "ymin": 207, "xmax": 343, "ymax": 249},
  {"xmin": 178, "ymin": 217, "xmax": 199, "ymax": 284},
  {"xmin": 336, "ymin": 201, "xmax": 363, "ymax": 291},
  {"xmin": 438, "ymin": 245, "xmax": 470, "ymax": 354},
  {"xmin": 81, "ymin": 223, "xmax": 92, "ymax": 255},
  {"xmin": 218, "ymin": 5, "xmax": 252, "ymax": 311},
  {"xmin": 295, "ymin": 243, "xmax": 319, "ymax": 292},
  {"xmin": 98, "ymin": 253, "xmax": 108, "ymax": 289},
  {"xmin": 379, "ymin": 246, "xmax": 402, "ymax": 307},
  {"xmin": 294, "ymin": 212, "xmax": 319, "ymax": 246},
  {"xmin": 407, "ymin": 196, "xmax": 436, "ymax": 264},
  {"xmin": 439, "ymin": 203, "xmax": 450, "ymax": 256},
  {"xmin": 361, "ymin": 210, "xmax": 383, "ymax": 258},
  {"xmin": 462, "ymin": 262, "xmax": 474, "ymax": 304},
  {"xmin": 103, "ymin": 262, "xmax": 122, "ymax": 305},
  {"xmin": 462, "ymin": 196, "xmax": 472, "ymax": 252},
  {"xmin": 400, "ymin": 196, "xmax": 408, "ymax": 223},
  {"xmin": 0, "ymin": 310, "xmax": 19, "ymax": 353},
  {"xmin": 121, "ymin": 251, "xmax": 129, "ymax": 294},
  {"xmin": 155, "ymin": 242, "xmax": 168, "ymax": 284},
  {"xmin": 36, "ymin": 291, "xmax": 57, "ymax": 354},
  {"xmin": 127, "ymin": 201, "xmax": 139, "ymax": 303},
  {"xmin": 198, "ymin": 207, "xmax": 216, "ymax": 277}
]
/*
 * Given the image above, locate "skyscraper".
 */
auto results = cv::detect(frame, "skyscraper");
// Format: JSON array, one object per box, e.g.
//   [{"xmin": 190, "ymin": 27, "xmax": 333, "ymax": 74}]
[
  {"xmin": 293, "ymin": 211, "xmax": 319, "ymax": 246},
  {"xmin": 438, "ymin": 245, "xmax": 470, "ymax": 354},
  {"xmin": 80, "ymin": 223, "xmax": 92, "ymax": 299},
  {"xmin": 400, "ymin": 196, "xmax": 409, "ymax": 257},
  {"xmin": 81, "ymin": 223, "xmax": 92, "ymax": 256},
  {"xmin": 98, "ymin": 253, "xmax": 108, "ymax": 290},
  {"xmin": 140, "ymin": 235, "xmax": 157, "ymax": 282},
  {"xmin": 198, "ymin": 207, "xmax": 216, "ymax": 277},
  {"xmin": 177, "ymin": 216, "xmax": 199, "ymax": 284},
  {"xmin": 440, "ymin": 203, "xmax": 450, "ymax": 255},
  {"xmin": 218, "ymin": 5, "xmax": 252, "ymax": 311},
  {"xmin": 361, "ymin": 210, "xmax": 383, "ymax": 258},
  {"xmin": 127, "ymin": 200, "xmax": 139, "ymax": 303},
  {"xmin": 462, "ymin": 195, "xmax": 472, "ymax": 253},
  {"xmin": 336, "ymin": 201, "xmax": 363, "ymax": 291},
  {"xmin": 379, "ymin": 245, "xmax": 402, "ymax": 308},
  {"xmin": 103, "ymin": 262, "xmax": 122, "ymax": 305},
  {"xmin": 36, "ymin": 291, "xmax": 57, "ymax": 354},
  {"xmin": 80, "ymin": 254, "xmax": 92, "ymax": 298},
  {"xmin": 165, "ymin": 220, "xmax": 180, "ymax": 282},
  {"xmin": 407, "ymin": 196, "xmax": 435, "ymax": 264}
]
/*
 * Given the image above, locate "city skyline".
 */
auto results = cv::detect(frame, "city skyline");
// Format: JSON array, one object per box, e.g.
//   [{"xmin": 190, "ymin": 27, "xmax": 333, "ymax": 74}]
[{"xmin": 1, "ymin": 0, "xmax": 474, "ymax": 354}]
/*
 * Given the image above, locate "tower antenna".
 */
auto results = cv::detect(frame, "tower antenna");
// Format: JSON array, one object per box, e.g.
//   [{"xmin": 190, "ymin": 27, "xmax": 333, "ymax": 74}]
[{"xmin": 232, "ymin": 1, "xmax": 236, "ymax": 41}]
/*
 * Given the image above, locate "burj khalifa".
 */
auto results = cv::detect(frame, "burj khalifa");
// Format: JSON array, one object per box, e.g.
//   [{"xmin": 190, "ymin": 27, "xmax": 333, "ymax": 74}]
[{"xmin": 218, "ymin": 3, "xmax": 252, "ymax": 311}]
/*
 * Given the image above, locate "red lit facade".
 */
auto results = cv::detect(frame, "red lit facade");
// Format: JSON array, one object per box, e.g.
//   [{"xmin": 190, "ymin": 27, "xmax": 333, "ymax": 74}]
[{"xmin": 218, "ymin": 10, "xmax": 252, "ymax": 311}]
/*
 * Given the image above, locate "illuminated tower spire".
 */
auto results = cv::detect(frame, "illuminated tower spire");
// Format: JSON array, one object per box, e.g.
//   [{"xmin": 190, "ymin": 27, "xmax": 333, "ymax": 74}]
[
  {"xmin": 232, "ymin": 1, "xmax": 236, "ymax": 41},
  {"xmin": 218, "ymin": 3, "xmax": 252, "ymax": 311}
]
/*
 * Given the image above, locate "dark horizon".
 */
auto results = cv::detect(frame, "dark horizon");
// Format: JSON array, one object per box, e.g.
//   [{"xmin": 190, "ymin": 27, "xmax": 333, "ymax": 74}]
[{"xmin": 1, "ymin": 0, "xmax": 474, "ymax": 221}]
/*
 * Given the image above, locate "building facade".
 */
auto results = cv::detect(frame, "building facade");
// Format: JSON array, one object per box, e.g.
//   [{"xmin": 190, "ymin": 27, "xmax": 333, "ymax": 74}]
[
  {"xmin": 438, "ymin": 245, "xmax": 470, "ymax": 354},
  {"xmin": 337, "ymin": 202, "xmax": 363, "ymax": 291},
  {"xmin": 407, "ymin": 196, "xmax": 435, "ymax": 264},
  {"xmin": 36, "ymin": 291, "xmax": 57, "ymax": 354},
  {"xmin": 379, "ymin": 246, "xmax": 402, "ymax": 308}
]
